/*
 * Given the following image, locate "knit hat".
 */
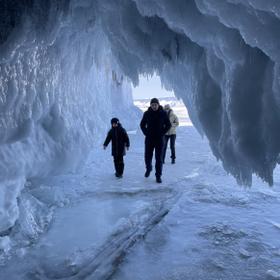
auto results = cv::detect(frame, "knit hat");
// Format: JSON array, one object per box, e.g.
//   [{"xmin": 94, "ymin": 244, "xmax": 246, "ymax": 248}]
[
  {"xmin": 164, "ymin": 104, "xmax": 170, "ymax": 110},
  {"xmin": 111, "ymin": 117, "xmax": 119, "ymax": 124},
  {"xmin": 150, "ymin": 98, "xmax": 159, "ymax": 105}
]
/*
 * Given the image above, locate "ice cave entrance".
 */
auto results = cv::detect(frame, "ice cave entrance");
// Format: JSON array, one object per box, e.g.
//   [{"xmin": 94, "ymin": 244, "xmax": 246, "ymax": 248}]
[{"xmin": 132, "ymin": 75, "xmax": 192, "ymax": 127}]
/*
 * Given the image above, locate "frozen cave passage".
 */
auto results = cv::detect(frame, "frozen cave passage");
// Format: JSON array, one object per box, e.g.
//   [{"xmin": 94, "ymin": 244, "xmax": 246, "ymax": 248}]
[{"xmin": 1, "ymin": 0, "xmax": 280, "ymax": 235}]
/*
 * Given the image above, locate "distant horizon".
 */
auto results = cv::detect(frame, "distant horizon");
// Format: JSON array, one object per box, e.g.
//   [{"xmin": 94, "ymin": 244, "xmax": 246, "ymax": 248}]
[{"xmin": 133, "ymin": 96, "xmax": 177, "ymax": 101}]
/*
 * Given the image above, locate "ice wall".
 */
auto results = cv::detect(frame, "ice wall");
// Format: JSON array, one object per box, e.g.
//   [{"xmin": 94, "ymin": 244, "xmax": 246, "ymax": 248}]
[
  {"xmin": 0, "ymin": 1, "xmax": 138, "ymax": 233},
  {"xmin": 98, "ymin": 0, "xmax": 280, "ymax": 186}
]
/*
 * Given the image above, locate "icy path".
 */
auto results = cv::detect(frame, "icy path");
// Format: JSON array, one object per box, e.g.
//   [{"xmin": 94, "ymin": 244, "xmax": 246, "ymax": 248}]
[{"xmin": 2, "ymin": 127, "xmax": 280, "ymax": 280}]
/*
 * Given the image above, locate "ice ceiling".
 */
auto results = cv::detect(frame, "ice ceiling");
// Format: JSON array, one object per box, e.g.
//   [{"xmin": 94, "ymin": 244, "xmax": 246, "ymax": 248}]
[
  {"xmin": 0, "ymin": 0, "xmax": 280, "ymax": 213},
  {"xmin": 99, "ymin": 0, "xmax": 280, "ymax": 186}
]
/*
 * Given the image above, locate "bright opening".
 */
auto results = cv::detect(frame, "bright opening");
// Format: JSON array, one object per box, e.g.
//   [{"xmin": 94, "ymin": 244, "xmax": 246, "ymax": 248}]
[{"xmin": 132, "ymin": 75, "xmax": 192, "ymax": 126}]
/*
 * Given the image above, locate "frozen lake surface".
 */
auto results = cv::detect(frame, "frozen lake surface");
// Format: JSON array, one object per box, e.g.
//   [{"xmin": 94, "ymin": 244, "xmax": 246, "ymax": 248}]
[{"xmin": 1, "ymin": 126, "xmax": 280, "ymax": 280}]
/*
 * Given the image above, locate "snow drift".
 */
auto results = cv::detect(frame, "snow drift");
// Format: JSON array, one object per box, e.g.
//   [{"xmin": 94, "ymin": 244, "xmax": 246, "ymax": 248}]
[{"xmin": 0, "ymin": 0, "xmax": 280, "ymax": 233}]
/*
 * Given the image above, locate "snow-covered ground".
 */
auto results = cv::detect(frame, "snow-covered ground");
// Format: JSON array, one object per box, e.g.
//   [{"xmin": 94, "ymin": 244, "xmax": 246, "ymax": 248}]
[{"xmin": 1, "ymin": 102, "xmax": 280, "ymax": 279}]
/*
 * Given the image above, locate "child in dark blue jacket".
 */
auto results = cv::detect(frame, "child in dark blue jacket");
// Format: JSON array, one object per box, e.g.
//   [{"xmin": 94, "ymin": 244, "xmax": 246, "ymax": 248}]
[{"xmin": 103, "ymin": 118, "xmax": 130, "ymax": 178}]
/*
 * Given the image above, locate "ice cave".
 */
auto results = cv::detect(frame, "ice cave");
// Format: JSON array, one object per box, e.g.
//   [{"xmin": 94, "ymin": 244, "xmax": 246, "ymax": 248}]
[{"xmin": 1, "ymin": 1, "xmax": 280, "ymax": 279}]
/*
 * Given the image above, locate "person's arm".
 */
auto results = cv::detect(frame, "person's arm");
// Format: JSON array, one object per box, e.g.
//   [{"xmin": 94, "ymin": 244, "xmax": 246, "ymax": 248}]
[
  {"xmin": 103, "ymin": 130, "xmax": 112, "ymax": 148},
  {"xmin": 174, "ymin": 114, "xmax": 179, "ymax": 127},
  {"xmin": 140, "ymin": 112, "xmax": 148, "ymax": 136},
  {"xmin": 123, "ymin": 129, "xmax": 130, "ymax": 149},
  {"xmin": 163, "ymin": 112, "xmax": 171, "ymax": 135}
]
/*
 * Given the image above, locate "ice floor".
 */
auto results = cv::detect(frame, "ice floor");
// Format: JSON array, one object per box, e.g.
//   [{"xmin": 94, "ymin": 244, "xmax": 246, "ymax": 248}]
[{"xmin": 1, "ymin": 126, "xmax": 280, "ymax": 280}]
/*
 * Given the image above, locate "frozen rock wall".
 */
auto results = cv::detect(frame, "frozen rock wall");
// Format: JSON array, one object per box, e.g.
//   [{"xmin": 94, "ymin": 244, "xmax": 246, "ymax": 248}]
[{"xmin": 0, "ymin": 0, "xmax": 137, "ymax": 233}]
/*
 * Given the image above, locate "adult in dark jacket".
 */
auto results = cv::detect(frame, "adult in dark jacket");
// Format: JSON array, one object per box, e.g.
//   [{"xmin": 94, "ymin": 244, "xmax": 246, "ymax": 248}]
[
  {"xmin": 103, "ymin": 118, "xmax": 130, "ymax": 178},
  {"xmin": 140, "ymin": 98, "xmax": 171, "ymax": 183}
]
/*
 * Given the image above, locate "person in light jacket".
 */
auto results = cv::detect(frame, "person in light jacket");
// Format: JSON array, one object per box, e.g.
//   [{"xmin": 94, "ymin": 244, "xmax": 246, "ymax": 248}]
[
  {"xmin": 103, "ymin": 118, "xmax": 130, "ymax": 178},
  {"xmin": 162, "ymin": 104, "xmax": 179, "ymax": 164}
]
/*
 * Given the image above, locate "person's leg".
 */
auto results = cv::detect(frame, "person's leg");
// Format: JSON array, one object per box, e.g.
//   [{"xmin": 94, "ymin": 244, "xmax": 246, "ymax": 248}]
[
  {"xmin": 145, "ymin": 138, "xmax": 154, "ymax": 176},
  {"xmin": 114, "ymin": 155, "xmax": 124, "ymax": 177},
  {"xmin": 155, "ymin": 139, "xmax": 164, "ymax": 180},
  {"xmin": 118, "ymin": 155, "xmax": 124, "ymax": 175},
  {"xmin": 162, "ymin": 135, "xmax": 169, "ymax": 163},
  {"xmin": 113, "ymin": 156, "xmax": 119, "ymax": 176},
  {"xmin": 170, "ymin": 134, "xmax": 176, "ymax": 163}
]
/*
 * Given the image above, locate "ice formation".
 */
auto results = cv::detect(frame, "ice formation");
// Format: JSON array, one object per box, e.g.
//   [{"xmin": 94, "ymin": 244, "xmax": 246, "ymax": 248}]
[
  {"xmin": 0, "ymin": 1, "xmax": 138, "ymax": 233},
  {"xmin": 99, "ymin": 0, "xmax": 280, "ymax": 187},
  {"xmin": 0, "ymin": 0, "xmax": 280, "ymax": 233}
]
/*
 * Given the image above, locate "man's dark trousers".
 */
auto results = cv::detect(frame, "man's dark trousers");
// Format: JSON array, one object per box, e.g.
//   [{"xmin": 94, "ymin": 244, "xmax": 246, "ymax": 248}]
[
  {"xmin": 113, "ymin": 155, "xmax": 124, "ymax": 175},
  {"xmin": 145, "ymin": 137, "xmax": 164, "ymax": 177},
  {"xmin": 163, "ymin": 134, "xmax": 176, "ymax": 162}
]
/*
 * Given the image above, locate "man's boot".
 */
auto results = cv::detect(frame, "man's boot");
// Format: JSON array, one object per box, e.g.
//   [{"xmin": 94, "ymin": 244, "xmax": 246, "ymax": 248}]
[
  {"xmin": 115, "ymin": 172, "xmax": 122, "ymax": 178},
  {"xmin": 156, "ymin": 176, "xmax": 162, "ymax": 183},
  {"xmin": 171, "ymin": 158, "xmax": 175, "ymax": 164},
  {"xmin": 145, "ymin": 169, "xmax": 151, "ymax": 177}
]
